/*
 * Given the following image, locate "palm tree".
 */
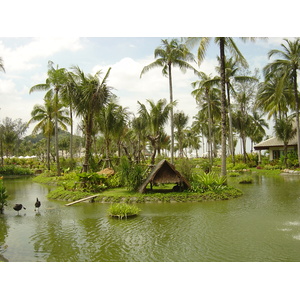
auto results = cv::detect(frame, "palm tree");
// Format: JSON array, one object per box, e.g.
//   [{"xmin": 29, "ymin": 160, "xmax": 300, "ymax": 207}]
[
  {"xmin": 28, "ymin": 98, "xmax": 70, "ymax": 170},
  {"xmin": 138, "ymin": 98, "xmax": 172, "ymax": 165},
  {"xmin": 191, "ymin": 72, "xmax": 221, "ymax": 165},
  {"xmin": 174, "ymin": 111, "xmax": 189, "ymax": 158},
  {"xmin": 131, "ymin": 116, "xmax": 147, "ymax": 163},
  {"xmin": 140, "ymin": 38, "xmax": 197, "ymax": 164},
  {"xmin": 274, "ymin": 116, "xmax": 297, "ymax": 167},
  {"xmin": 29, "ymin": 61, "xmax": 68, "ymax": 175},
  {"xmin": 264, "ymin": 38, "xmax": 300, "ymax": 165},
  {"xmin": 71, "ymin": 66, "xmax": 113, "ymax": 172},
  {"xmin": 185, "ymin": 37, "xmax": 258, "ymax": 176},
  {"xmin": 248, "ymin": 110, "xmax": 269, "ymax": 152},
  {"xmin": 255, "ymin": 73, "xmax": 292, "ymax": 121}
]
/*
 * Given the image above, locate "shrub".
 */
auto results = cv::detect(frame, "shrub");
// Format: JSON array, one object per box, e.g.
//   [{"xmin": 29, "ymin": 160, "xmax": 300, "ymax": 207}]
[
  {"xmin": 119, "ymin": 156, "xmax": 145, "ymax": 192},
  {"xmin": 108, "ymin": 203, "xmax": 141, "ymax": 219},
  {"xmin": 0, "ymin": 165, "xmax": 33, "ymax": 175},
  {"xmin": 238, "ymin": 175, "xmax": 253, "ymax": 184},
  {"xmin": 77, "ymin": 172, "xmax": 108, "ymax": 192},
  {"xmin": 190, "ymin": 172, "xmax": 227, "ymax": 193}
]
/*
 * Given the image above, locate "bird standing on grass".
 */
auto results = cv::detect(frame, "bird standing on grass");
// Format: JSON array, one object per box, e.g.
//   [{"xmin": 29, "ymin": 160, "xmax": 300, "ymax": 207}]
[
  {"xmin": 35, "ymin": 198, "xmax": 41, "ymax": 212},
  {"xmin": 13, "ymin": 204, "xmax": 26, "ymax": 215}
]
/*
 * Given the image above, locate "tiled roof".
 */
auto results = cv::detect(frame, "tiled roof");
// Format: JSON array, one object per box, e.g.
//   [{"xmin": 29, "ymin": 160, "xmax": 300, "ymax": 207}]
[{"xmin": 254, "ymin": 136, "xmax": 298, "ymax": 150}]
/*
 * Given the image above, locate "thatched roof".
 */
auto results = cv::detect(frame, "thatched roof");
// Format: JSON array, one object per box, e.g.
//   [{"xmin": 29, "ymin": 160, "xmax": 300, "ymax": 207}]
[
  {"xmin": 138, "ymin": 159, "xmax": 191, "ymax": 193},
  {"xmin": 254, "ymin": 136, "xmax": 298, "ymax": 150}
]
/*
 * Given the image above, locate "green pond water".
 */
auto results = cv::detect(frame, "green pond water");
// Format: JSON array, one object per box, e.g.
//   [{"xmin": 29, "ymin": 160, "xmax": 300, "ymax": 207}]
[{"xmin": 1, "ymin": 174, "xmax": 300, "ymax": 262}]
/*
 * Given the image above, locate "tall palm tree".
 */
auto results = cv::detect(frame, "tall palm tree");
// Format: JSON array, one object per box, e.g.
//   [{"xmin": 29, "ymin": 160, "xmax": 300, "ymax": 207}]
[
  {"xmin": 131, "ymin": 116, "xmax": 147, "ymax": 163},
  {"xmin": 274, "ymin": 116, "xmax": 297, "ymax": 167},
  {"xmin": 71, "ymin": 66, "xmax": 113, "ymax": 172},
  {"xmin": 191, "ymin": 72, "xmax": 220, "ymax": 165},
  {"xmin": 264, "ymin": 38, "xmax": 300, "ymax": 165},
  {"xmin": 28, "ymin": 98, "xmax": 70, "ymax": 170},
  {"xmin": 29, "ymin": 61, "xmax": 67, "ymax": 175},
  {"xmin": 185, "ymin": 37, "xmax": 257, "ymax": 176},
  {"xmin": 138, "ymin": 98, "xmax": 172, "ymax": 164},
  {"xmin": 140, "ymin": 38, "xmax": 197, "ymax": 164}
]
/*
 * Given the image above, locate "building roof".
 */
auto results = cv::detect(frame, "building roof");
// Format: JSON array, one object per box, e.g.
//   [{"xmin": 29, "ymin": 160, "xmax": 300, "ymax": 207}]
[
  {"xmin": 138, "ymin": 159, "xmax": 191, "ymax": 193},
  {"xmin": 254, "ymin": 136, "xmax": 298, "ymax": 150}
]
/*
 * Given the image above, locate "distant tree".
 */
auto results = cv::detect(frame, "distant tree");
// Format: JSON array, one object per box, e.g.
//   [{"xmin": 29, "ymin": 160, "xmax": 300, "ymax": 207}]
[{"xmin": 174, "ymin": 111, "xmax": 189, "ymax": 158}]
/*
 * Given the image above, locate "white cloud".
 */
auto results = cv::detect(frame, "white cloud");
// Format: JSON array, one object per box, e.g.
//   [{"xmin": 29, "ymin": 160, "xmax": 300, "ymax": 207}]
[{"xmin": 0, "ymin": 37, "xmax": 83, "ymax": 73}]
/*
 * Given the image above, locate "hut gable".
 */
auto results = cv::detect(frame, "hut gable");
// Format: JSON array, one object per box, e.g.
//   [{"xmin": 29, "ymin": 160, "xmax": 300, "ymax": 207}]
[{"xmin": 138, "ymin": 159, "xmax": 191, "ymax": 193}]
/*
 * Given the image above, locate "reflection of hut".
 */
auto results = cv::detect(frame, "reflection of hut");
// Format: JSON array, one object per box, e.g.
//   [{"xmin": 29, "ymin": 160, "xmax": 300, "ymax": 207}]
[{"xmin": 138, "ymin": 159, "xmax": 191, "ymax": 193}]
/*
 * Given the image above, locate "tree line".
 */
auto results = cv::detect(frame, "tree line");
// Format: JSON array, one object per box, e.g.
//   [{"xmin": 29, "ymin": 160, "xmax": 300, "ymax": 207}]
[{"xmin": 0, "ymin": 37, "xmax": 300, "ymax": 174}]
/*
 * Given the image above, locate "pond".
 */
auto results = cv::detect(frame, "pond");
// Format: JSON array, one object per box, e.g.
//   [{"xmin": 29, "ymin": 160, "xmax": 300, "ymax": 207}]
[{"xmin": 1, "ymin": 174, "xmax": 300, "ymax": 262}]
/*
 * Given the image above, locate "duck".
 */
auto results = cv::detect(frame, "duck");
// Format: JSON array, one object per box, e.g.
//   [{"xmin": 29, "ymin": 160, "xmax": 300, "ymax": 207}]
[
  {"xmin": 13, "ymin": 204, "xmax": 26, "ymax": 215},
  {"xmin": 35, "ymin": 198, "xmax": 41, "ymax": 212}
]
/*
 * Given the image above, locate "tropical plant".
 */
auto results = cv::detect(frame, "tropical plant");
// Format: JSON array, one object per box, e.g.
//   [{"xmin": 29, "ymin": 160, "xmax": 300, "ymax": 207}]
[
  {"xmin": 264, "ymin": 38, "xmax": 300, "ymax": 165},
  {"xmin": 273, "ymin": 116, "xmax": 297, "ymax": 167},
  {"xmin": 138, "ymin": 99, "xmax": 172, "ymax": 164},
  {"xmin": 28, "ymin": 98, "xmax": 70, "ymax": 170},
  {"xmin": 174, "ymin": 111, "xmax": 189, "ymax": 158},
  {"xmin": 185, "ymin": 37, "xmax": 258, "ymax": 176},
  {"xmin": 140, "ymin": 38, "xmax": 197, "ymax": 164},
  {"xmin": 29, "ymin": 61, "xmax": 68, "ymax": 176},
  {"xmin": 70, "ymin": 66, "xmax": 113, "ymax": 172},
  {"xmin": 190, "ymin": 172, "xmax": 227, "ymax": 193},
  {"xmin": 108, "ymin": 203, "xmax": 141, "ymax": 219}
]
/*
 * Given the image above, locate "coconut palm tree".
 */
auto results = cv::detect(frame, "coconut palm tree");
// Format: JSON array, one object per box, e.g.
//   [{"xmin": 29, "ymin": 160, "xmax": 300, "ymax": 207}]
[
  {"xmin": 185, "ymin": 37, "xmax": 258, "ymax": 176},
  {"xmin": 71, "ymin": 66, "xmax": 113, "ymax": 172},
  {"xmin": 274, "ymin": 116, "xmax": 297, "ymax": 167},
  {"xmin": 174, "ymin": 111, "xmax": 189, "ymax": 158},
  {"xmin": 255, "ymin": 73, "xmax": 292, "ymax": 121},
  {"xmin": 28, "ymin": 98, "xmax": 70, "ymax": 170},
  {"xmin": 264, "ymin": 38, "xmax": 300, "ymax": 165},
  {"xmin": 29, "ymin": 61, "xmax": 68, "ymax": 175},
  {"xmin": 140, "ymin": 38, "xmax": 197, "ymax": 164},
  {"xmin": 138, "ymin": 98, "xmax": 173, "ymax": 165}
]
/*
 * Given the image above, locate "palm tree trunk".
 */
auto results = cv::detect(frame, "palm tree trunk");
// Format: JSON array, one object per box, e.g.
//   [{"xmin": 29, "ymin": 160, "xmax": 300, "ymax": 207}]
[
  {"xmin": 47, "ymin": 134, "xmax": 51, "ymax": 170},
  {"xmin": 168, "ymin": 63, "xmax": 174, "ymax": 164},
  {"xmin": 83, "ymin": 115, "xmax": 92, "ymax": 172},
  {"xmin": 54, "ymin": 92, "xmax": 61, "ymax": 176},
  {"xmin": 293, "ymin": 70, "xmax": 300, "ymax": 166},
  {"xmin": 219, "ymin": 38, "xmax": 227, "ymax": 177},
  {"xmin": 206, "ymin": 89, "xmax": 213, "ymax": 169},
  {"xmin": 70, "ymin": 103, "xmax": 73, "ymax": 164},
  {"xmin": 226, "ymin": 82, "xmax": 235, "ymax": 165}
]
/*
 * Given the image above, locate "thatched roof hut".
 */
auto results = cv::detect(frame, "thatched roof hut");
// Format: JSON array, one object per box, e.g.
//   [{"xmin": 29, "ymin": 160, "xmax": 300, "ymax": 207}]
[{"xmin": 138, "ymin": 159, "xmax": 191, "ymax": 193}]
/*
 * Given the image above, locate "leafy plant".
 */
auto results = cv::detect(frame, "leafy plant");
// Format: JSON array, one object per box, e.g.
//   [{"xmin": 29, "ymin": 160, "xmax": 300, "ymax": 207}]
[
  {"xmin": 108, "ymin": 203, "xmax": 141, "ymax": 219},
  {"xmin": 238, "ymin": 175, "xmax": 253, "ymax": 184},
  {"xmin": 190, "ymin": 172, "xmax": 227, "ymax": 193},
  {"xmin": 77, "ymin": 172, "xmax": 108, "ymax": 192}
]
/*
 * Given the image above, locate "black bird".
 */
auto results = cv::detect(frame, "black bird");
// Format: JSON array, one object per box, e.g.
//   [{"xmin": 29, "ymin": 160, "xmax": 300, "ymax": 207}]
[
  {"xmin": 35, "ymin": 198, "xmax": 41, "ymax": 212},
  {"xmin": 13, "ymin": 204, "xmax": 26, "ymax": 215}
]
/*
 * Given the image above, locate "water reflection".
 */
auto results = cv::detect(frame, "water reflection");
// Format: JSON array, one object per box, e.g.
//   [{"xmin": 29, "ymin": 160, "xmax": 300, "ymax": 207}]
[{"xmin": 2, "ymin": 175, "xmax": 300, "ymax": 261}]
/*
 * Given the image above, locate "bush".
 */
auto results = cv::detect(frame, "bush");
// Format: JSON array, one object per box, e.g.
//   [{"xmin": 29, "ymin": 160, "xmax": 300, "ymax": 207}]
[
  {"xmin": 175, "ymin": 158, "xmax": 193, "ymax": 182},
  {"xmin": 108, "ymin": 203, "xmax": 141, "ymax": 219},
  {"xmin": 77, "ymin": 172, "xmax": 108, "ymax": 192},
  {"xmin": 0, "ymin": 165, "xmax": 33, "ymax": 175},
  {"xmin": 238, "ymin": 175, "xmax": 253, "ymax": 184},
  {"xmin": 119, "ymin": 156, "xmax": 145, "ymax": 192},
  {"xmin": 190, "ymin": 172, "xmax": 227, "ymax": 193}
]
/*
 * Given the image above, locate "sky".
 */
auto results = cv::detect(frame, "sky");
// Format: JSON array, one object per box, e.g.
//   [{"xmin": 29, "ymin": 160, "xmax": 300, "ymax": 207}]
[{"xmin": 0, "ymin": 36, "xmax": 292, "ymax": 138}]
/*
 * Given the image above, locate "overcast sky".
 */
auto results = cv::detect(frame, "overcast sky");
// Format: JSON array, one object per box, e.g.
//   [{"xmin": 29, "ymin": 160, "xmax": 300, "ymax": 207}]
[{"xmin": 0, "ymin": 36, "xmax": 291, "ymax": 136}]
